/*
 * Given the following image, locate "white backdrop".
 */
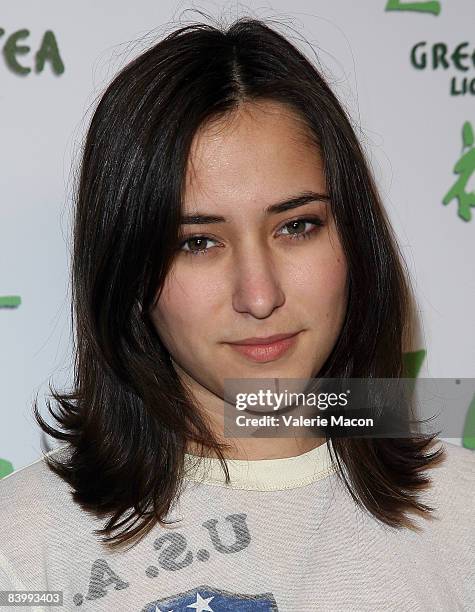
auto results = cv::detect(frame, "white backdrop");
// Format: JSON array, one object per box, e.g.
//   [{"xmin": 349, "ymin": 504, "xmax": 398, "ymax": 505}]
[{"xmin": 1, "ymin": 0, "xmax": 474, "ymax": 475}]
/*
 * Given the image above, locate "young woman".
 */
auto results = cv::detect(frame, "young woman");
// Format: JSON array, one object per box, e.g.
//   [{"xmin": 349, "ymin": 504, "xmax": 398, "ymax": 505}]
[{"xmin": 0, "ymin": 16, "xmax": 473, "ymax": 612}]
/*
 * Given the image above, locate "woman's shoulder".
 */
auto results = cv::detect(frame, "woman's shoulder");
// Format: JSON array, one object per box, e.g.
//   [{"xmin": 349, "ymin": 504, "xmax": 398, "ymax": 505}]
[
  {"xmin": 0, "ymin": 443, "xmax": 71, "ymax": 489},
  {"xmin": 426, "ymin": 438, "xmax": 475, "ymax": 484},
  {"xmin": 0, "ymin": 445, "xmax": 73, "ymax": 536},
  {"xmin": 415, "ymin": 438, "xmax": 474, "ymax": 529},
  {"xmin": 0, "ymin": 444, "xmax": 87, "ymax": 593}
]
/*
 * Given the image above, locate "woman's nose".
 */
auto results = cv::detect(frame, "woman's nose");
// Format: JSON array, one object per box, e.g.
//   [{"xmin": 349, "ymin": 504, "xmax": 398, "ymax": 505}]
[{"xmin": 231, "ymin": 246, "xmax": 286, "ymax": 319}]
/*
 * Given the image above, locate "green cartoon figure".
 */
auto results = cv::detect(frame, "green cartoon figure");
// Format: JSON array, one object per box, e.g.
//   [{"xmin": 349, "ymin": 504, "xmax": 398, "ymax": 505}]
[{"xmin": 443, "ymin": 121, "xmax": 475, "ymax": 222}]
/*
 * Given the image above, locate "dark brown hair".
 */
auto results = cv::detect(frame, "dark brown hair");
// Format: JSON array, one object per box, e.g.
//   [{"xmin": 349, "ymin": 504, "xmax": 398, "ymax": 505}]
[{"xmin": 34, "ymin": 15, "xmax": 445, "ymax": 550}]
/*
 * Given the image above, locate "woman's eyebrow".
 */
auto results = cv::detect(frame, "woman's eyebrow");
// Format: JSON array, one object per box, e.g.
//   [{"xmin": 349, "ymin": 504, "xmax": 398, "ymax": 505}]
[{"xmin": 180, "ymin": 191, "xmax": 330, "ymax": 225}]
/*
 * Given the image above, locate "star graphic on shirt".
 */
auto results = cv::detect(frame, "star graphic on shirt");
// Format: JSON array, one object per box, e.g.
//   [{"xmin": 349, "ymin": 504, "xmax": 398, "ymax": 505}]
[{"xmin": 186, "ymin": 592, "xmax": 215, "ymax": 611}]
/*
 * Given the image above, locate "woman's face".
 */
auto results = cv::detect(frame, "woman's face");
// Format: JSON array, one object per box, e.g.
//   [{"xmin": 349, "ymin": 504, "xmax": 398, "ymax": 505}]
[{"xmin": 150, "ymin": 100, "xmax": 348, "ymax": 404}]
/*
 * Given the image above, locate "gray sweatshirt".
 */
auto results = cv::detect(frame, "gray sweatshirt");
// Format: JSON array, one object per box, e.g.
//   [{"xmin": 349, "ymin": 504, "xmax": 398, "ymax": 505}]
[{"xmin": 0, "ymin": 439, "xmax": 473, "ymax": 611}]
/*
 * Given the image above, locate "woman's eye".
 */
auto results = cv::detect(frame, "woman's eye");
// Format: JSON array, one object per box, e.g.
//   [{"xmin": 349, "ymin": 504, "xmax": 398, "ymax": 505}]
[
  {"xmin": 278, "ymin": 217, "xmax": 324, "ymax": 240},
  {"xmin": 178, "ymin": 217, "xmax": 324, "ymax": 257},
  {"xmin": 179, "ymin": 236, "xmax": 217, "ymax": 256}
]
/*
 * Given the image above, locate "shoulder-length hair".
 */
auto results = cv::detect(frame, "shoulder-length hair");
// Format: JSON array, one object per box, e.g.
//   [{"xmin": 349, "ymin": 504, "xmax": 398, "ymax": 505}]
[{"xmin": 34, "ymin": 16, "xmax": 445, "ymax": 550}]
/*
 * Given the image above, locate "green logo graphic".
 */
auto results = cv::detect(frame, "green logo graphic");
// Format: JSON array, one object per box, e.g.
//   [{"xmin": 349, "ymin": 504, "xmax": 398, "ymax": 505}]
[
  {"xmin": 443, "ymin": 121, "xmax": 475, "ymax": 222},
  {"xmin": 402, "ymin": 350, "xmax": 474, "ymax": 450},
  {"xmin": 0, "ymin": 296, "xmax": 21, "ymax": 308},
  {"xmin": 385, "ymin": 0, "xmax": 441, "ymax": 15},
  {"xmin": 0, "ymin": 29, "xmax": 64, "ymax": 75},
  {"xmin": 403, "ymin": 349, "xmax": 426, "ymax": 379},
  {"xmin": 410, "ymin": 42, "xmax": 475, "ymax": 96},
  {"xmin": 463, "ymin": 394, "xmax": 475, "ymax": 450},
  {"xmin": 402, "ymin": 349, "xmax": 426, "ymax": 399},
  {"xmin": 0, "ymin": 458, "xmax": 14, "ymax": 479}
]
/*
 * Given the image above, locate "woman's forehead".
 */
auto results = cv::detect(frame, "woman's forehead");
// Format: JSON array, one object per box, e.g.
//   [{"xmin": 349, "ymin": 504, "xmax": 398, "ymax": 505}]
[
  {"xmin": 187, "ymin": 100, "xmax": 318, "ymax": 164},
  {"xmin": 183, "ymin": 113, "xmax": 325, "ymax": 215}
]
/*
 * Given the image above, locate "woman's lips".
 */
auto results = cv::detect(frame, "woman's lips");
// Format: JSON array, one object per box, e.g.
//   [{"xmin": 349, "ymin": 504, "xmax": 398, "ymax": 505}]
[{"xmin": 227, "ymin": 332, "xmax": 301, "ymax": 363}]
